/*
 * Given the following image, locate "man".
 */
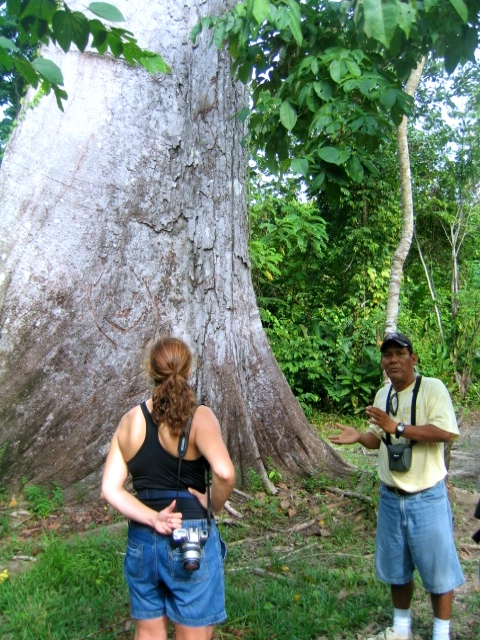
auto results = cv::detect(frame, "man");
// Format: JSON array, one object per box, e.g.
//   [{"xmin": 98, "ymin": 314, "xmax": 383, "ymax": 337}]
[{"xmin": 329, "ymin": 333, "xmax": 464, "ymax": 640}]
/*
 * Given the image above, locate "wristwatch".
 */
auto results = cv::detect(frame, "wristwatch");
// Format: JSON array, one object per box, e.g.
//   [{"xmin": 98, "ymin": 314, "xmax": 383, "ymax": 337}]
[{"xmin": 395, "ymin": 422, "xmax": 406, "ymax": 437}]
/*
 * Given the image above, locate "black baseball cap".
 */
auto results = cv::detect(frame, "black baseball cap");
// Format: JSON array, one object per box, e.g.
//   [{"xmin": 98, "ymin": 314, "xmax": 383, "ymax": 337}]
[{"xmin": 380, "ymin": 332, "xmax": 413, "ymax": 352}]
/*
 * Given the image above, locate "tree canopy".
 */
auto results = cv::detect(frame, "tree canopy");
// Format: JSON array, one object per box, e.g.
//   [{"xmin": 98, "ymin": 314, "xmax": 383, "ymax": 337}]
[{"xmin": 193, "ymin": 0, "xmax": 480, "ymax": 194}]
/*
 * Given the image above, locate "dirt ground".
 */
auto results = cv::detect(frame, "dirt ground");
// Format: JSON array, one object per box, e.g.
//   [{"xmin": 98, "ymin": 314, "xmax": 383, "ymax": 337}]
[
  {"xmin": 446, "ymin": 408, "xmax": 480, "ymax": 552},
  {"xmin": 437, "ymin": 410, "xmax": 480, "ymax": 640}
]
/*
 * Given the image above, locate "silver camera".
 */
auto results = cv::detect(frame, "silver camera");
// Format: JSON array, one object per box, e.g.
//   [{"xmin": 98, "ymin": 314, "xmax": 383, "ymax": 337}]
[{"xmin": 171, "ymin": 527, "xmax": 209, "ymax": 571}]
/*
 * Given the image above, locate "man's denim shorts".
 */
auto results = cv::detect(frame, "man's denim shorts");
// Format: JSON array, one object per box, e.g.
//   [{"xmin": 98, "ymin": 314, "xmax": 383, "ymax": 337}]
[
  {"xmin": 375, "ymin": 479, "xmax": 465, "ymax": 594},
  {"xmin": 124, "ymin": 518, "xmax": 227, "ymax": 626}
]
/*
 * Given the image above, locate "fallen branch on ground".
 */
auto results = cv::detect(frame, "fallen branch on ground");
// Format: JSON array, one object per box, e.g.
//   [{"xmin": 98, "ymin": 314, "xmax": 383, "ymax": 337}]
[
  {"xmin": 233, "ymin": 488, "xmax": 254, "ymax": 500},
  {"xmin": 324, "ymin": 487, "xmax": 374, "ymax": 504},
  {"xmin": 288, "ymin": 519, "xmax": 317, "ymax": 533},
  {"xmin": 252, "ymin": 567, "xmax": 293, "ymax": 580},
  {"xmin": 224, "ymin": 501, "xmax": 243, "ymax": 518}
]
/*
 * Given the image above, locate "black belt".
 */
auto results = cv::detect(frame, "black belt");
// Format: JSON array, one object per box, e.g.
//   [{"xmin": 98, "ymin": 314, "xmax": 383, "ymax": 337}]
[
  {"xmin": 384, "ymin": 485, "xmax": 419, "ymax": 496},
  {"xmin": 134, "ymin": 488, "xmax": 208, "ymax": 519},
  {"xmin": 135, "ymin": 489, "xmax": 194, "ymax": 500}
]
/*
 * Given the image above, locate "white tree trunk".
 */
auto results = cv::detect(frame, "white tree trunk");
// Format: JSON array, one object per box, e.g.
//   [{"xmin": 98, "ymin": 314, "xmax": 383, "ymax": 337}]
[
  {"xmin": 0, "ymin": 0, "xmax": 350, "ymax": 495},
  {"xmin": 385, "ymin": 57, "xmax": 426, "ymax": 333}
]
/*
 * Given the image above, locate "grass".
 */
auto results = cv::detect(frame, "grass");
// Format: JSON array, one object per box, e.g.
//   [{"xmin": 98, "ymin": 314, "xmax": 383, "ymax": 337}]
[
  {"xmin": 0, "ymin": 529, "xmax": 130, "ymax": 640},
  {"xmin": 21, "ymin": 479, "xmax": 64, "ymax": 518},
  {"xmin": 0, "ymin": 419, "xmax": 479, "ymax": 639}
]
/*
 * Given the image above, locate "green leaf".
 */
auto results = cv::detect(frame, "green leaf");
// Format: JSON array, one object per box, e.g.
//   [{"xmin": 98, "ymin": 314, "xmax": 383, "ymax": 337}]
[
  {"xmin": 363, "ymin": 0, "xmax": 399, "ymax": 48},
  {"xmin": 21, "ymin": 0, "xmax": 57, "ymax": 21},
  {"xmin": 140, "ymin": 54, "xmax": 170, "ymax": 74},
  {"xmin": 273, "ymin": 5, "xmax": 290, "ymax": 30},
  {"xmin": 13, "ymin": 58, "xmax": 39, "ymax": 86},
  {"xmin": 337, "ymin": 148, "xmax": 351, "ymax": 165},
  {"xmin": 444, "ymin": 47, "xmax": 461, "ymax": 75},
  {"xmin": 287, "ymin": 1, "xmax": 303, "ymax": 46},
  {"xmin": 107, "ymin": 31, "xmax": 123, "ymax": 57},
  {"xmin": 88, "ymin": 2, "xmax": 125, "ymax": 23},
  {"xmin": 379, "ymin": 87, "xmax": 397, "ymax": 108},
  {"xmin": 190, "ymin": 22, "xmax": 203, "ymax": 44},
  {"xmin": 212, "ymin": 22, "xmax": 226, "ymax": 49},
  {"xmin": 345, "ymin": 59, "xmax": 361, "ymax": 77},
  {"xmin": 346, "ymin": 155, "xmax": 364, "ymax": 183},
  {"xmin": 349, "ymin": 116, "xmax": 364, "ymax": 131},
  {"xmin": 280, "ymin": 100, "xmax": 297, "ymax": 130},
  {"xmin": 311, "ymin": 172, "xmax": 325, "ymax": 190},
  {"xmin": 0, "ymin": 50, "xmax": 14, "ymax": 71},
  {"xmin": 33, "ymin": 57, "xmax": 64, "ymax": 85},
  {"xmin": 252, "ymin": 0, "xmax": 270, "ymax": 25},
  {"xmin": 390, "ymin": 102, "xmax": 404, "ymax": 127},
  {"xmin": 313, "ymin": 81, "xmax": 332, "ymax": 101},
  {"xmin": 237, "ymin": 107, "xmax": 251, "ymax": 122},
  {"xmin": 122, "ymin": 42, "xmax": 143, "ymax": 65},
  {"xmin": 317, "ymin": 146, "xmax": 339, "ymax": 163},
  {"xmin": 89, "ymin": 19, "xmax": 108, "ymax": 48},
  {"xmin": 356, "ymin": 77, "xmax": 376, "ymax": 97},
  {"xmin": 291, "ymin": 158, "xmax": 309, "ymax": 177},
  {"xmin": 53, "ymin": 84, "xmax": 68, "ymax": 111},
  {"xmin": 6, "ymin": 0, "xmax": 22, "ymax": 18},
  {"xmin": 448, "ymin": 0, "xmax": 468, "ymax": 23},
  {"xmin": 329, "ymin": 59, "xmax": 345, "ymax": 84},
  {"xmin": 397, "ymin": 1, "xmax": 417, "ymax": 38},
  {"xmin": 462, "ymin": 26, "xmax": 478, "ymax": 61},
  {"xmin": 236, "ymin": 60, "xmax": 253, "ymax": 83},
  {"xmin": 52, "ymin": 10, "xmax": 90, "ymax": 53},
  {"xmin": 0, "ymin": 36, "xmax": 19, "ymax": 52},
  {"xmin": 309, "ymin": 113, "xmax": 332, "ymax": 133},
  {"xmin": 361, "ymin": 156, "xmax": 379, "ymax": 175}
]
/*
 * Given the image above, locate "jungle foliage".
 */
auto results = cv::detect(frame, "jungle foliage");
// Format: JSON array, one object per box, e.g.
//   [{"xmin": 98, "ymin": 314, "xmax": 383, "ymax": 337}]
[{"xmin": 248, "ymin": 59, "xmax": 480, "ymax": 415}]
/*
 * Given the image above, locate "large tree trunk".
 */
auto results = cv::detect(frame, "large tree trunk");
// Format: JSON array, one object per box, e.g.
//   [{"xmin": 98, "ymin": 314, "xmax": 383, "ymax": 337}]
[{"xmin": 0, "ymin": 0, "xmax": 350, "ymax": 498}]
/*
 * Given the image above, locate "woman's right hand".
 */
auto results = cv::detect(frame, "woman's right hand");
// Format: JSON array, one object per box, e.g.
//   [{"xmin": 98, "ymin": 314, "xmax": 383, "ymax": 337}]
[{"xmin": 153, "ymin": 500, "xmax": 183, "ymax": 535}]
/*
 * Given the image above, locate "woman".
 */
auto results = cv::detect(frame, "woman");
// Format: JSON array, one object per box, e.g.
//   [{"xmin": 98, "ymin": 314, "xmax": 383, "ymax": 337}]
[{"xmin": 102, "ymin": 337, "xmax": 236, "ymax": 640}]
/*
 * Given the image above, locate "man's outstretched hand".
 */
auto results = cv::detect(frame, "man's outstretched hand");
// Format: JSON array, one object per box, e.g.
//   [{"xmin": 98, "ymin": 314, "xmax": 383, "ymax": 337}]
[{"xmin": 328, "ymin": 423, "xmax": 361, "ymax": 445}]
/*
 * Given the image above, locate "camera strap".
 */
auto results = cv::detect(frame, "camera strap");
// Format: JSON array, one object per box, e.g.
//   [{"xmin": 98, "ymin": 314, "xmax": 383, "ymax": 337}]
[
  {"xmin": 176, "ymin": 414, "xmax": 212, "ymax": 529},
  {"xmin": 382, "ymin": 375, "xmax": 422, "ymax": 446}
]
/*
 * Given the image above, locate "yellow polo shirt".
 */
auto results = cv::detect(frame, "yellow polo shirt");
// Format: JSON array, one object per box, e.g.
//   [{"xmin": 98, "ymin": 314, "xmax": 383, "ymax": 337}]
[{"xmin": 368, "ymin": 376, "xmax": 459, "ymax": 492}]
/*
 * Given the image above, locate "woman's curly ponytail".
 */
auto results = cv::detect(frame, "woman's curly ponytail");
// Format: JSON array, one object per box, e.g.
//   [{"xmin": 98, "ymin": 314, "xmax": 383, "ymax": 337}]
[{"xmin": 149, "ymin": 337, "xmax": 196, "ymax": 436}]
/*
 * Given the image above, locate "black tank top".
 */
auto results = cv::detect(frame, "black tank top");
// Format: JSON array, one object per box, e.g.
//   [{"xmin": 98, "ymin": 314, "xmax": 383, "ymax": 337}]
[{"xmin": 127, "ymin": 402, "xmax": 208, "ymax": 519}]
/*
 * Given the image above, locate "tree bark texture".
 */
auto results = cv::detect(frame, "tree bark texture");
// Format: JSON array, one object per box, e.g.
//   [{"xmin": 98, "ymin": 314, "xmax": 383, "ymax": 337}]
[
  {"xmin": 385, "ymin": 57, "xmax": 426, "ymax": 334},
  {"xmin": 0, "ymin": 0, "xmax": 350, "ymax": 496}
]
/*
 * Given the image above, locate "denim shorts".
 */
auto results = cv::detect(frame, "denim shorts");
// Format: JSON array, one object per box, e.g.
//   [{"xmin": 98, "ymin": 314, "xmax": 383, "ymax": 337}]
[
  {"xmin": 124, "ymin": 518, "xmax": 227, "ymax": 626},
  {"xmin": 375, "ymin": 480, "xmax": 465, "ymax": 594}
]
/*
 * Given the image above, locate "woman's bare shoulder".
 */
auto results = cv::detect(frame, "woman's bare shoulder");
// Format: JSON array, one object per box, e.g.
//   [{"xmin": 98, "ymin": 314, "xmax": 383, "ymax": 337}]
[
  {"xmin": 117, "ymin": 404, "xmax": 144, "ymax": 430},
  {"xmin": 116, "ymin": 403, "xmax": 148, "ymax": 458},
  {"xmin": 194, "ymin": 404, "xmax": 216, "ymax": 419},
  {"xmin": 192, "ymin": 405, "xmax": 220, "ymax": 429}
]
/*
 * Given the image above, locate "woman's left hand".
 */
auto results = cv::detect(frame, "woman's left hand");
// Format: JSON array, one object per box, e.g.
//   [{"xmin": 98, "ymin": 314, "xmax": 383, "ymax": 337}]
[{"xmin": 188, "ymin": 487, "xmax": 208, "ymax": 509}]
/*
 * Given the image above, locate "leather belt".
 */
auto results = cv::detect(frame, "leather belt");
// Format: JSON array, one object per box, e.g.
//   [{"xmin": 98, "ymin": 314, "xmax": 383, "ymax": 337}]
[{"xmin": 384, "ymin": 485, "xmax": 418, "ymax": 496}]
